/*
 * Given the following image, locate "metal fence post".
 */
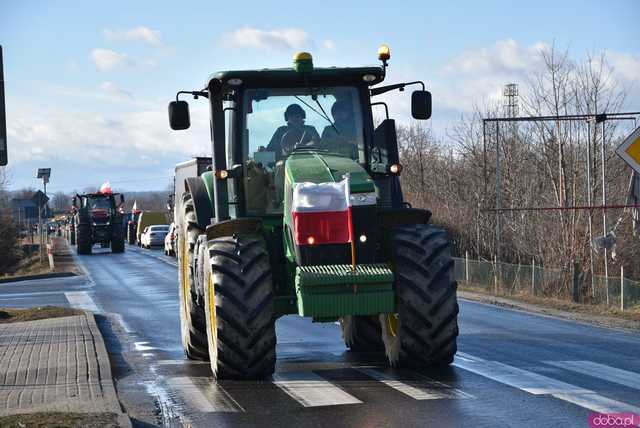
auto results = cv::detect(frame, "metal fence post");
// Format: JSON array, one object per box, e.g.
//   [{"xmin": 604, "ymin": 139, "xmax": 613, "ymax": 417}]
[
  {"xmin": 572, "ymin": 261, "xmax": 580, "ymax": 303},
  {"xmin": 620, "ymin": 265, "xmax": 625, "ymax": 311},
  {"xmin": 465, "ymin": 251, "xmax": 470, "ymax": 283},
  {"xmin": 494, "ymin": 255, "xmax": 498, "ymax": 294},
  {"xmin": 531, "ymin": 258, "xmax": 536, "ymax": 296}
]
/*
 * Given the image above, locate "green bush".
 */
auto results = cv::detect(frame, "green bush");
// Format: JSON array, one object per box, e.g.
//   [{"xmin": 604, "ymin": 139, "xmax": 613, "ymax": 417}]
[{"xmin": 0, "ymin": 214, "xmax": 21, "ymax": 274}]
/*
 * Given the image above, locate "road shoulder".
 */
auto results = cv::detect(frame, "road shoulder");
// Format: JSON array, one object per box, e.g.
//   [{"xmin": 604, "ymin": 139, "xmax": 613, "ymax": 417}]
[{"xmin": 459, "ymin": 289, "xmax": 640, "ymax": 332}]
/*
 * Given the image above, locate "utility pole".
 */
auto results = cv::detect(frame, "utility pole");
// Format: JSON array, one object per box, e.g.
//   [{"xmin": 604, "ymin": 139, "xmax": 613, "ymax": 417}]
[
  {"xmin": 586, "ymin": 120, "xmax": 595, "ymax": 297},
  {"xmin": 598, "ymin": 117, "xmax": 609, "ymax": 306},
  {"xmin": 0, "ymin": 46, "xmax": 7, "ymax": 166}
]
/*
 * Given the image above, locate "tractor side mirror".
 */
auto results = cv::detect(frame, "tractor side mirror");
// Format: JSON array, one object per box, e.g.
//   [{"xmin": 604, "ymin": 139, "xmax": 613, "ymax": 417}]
[
  {"xmin": 169, "ymin": 101, "xmax": 191, "ymax": 130},
  {"xmin": 411, "ymin": 90, "xmax": 432, "ymax": 120},
  {"xmin": 72, "ymin": 197, "xmax": 77, "ymax": 208}
]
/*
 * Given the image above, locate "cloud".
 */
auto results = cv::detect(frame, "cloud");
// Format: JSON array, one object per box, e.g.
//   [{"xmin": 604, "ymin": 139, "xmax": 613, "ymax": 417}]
[
  {"xmin": 103, "ymin": 26, "xmax": 163, "ymax": 47},
  {"xmin": 442, "ymin": 39, "xmax": 549, "ymax": 76},
  {"xmin": 99, "ymin": 81, "xmax": 133, "ymax": 100},
  {"xmin": 603, "ymin": 51, "xmax": 640, "ymax": 85},
  {"xmin": 323, "ymin": 40, "xmax": 335, "ymax": 50},
  {"xmin": 90, "ymin": 48, "xmax": 158, "ymax": 72},
  {"xmin": 7, "ymin": 100, "xmax": 211, "ymax": 168},
  {"xmin": 91, "ymin": 48, "xmax": 132, "ymax": 72},
  {"xmin": 220, "ymin": 27, "xmax": 312, "ymax": 51}
]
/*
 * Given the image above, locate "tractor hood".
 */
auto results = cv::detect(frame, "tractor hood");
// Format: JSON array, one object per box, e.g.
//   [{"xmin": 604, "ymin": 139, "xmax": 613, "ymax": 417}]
[{"xmin": 284, "ymin": 152, "xmax": 375, "ymax": 193}]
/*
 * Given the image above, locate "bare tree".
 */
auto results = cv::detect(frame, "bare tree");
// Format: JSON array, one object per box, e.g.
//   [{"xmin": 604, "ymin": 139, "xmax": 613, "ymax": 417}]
[{"xmin": 51, "ymin": 191, "xmax": 70, "ymax": 212}]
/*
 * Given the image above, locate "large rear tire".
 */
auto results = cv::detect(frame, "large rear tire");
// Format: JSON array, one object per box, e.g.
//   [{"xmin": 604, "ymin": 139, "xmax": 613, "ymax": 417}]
[
  {"xmin": 203, "ymin": 235, "xmax": 276, "ymax": 380},
  {"xmin": 382, "ymin": 224, "xmax": 459, "ymax": 367},
  {"xmin": 76, "ymin": 224, "xmax": 92, "ymax": 255},
  {"xmin": 340, "ymin": 315, "xmax": 385, "ymax": 352},
  {"xmin": 178, "ymin": 193, "xmax": 209, "ymax": 361}
]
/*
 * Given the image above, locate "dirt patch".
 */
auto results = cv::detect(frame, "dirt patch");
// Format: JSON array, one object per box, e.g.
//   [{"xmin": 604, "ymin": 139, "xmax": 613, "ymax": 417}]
[
  {"xmin": 459, "ymin": 285, "xmax": 640, "ymax": 331},
  {"xmin": 0, "ymin": 306, "xmax": 85, "ymax": 324},
  {"xmin": 0, "ymin": 412, "xmax": 120, "ymax": 428}
]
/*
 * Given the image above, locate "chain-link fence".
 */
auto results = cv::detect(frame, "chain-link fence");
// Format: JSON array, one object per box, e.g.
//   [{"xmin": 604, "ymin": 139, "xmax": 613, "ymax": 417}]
[{"xmin": 453, "ymin": 256, "xmax": 640, "ymax": 310}]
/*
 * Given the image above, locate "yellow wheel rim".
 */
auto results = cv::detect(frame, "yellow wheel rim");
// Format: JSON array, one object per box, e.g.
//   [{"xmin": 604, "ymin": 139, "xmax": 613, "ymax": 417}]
[
  {"xmin": 207, "ymin": 273, "xmax": 217, "ymax": 342},
  {"xmin": 180, "ymin": 237, "xmax": 190, "ymax": 317},
  {"xmin": 386, "ymin": 314, "xmax": 399, "ymax": 337}
]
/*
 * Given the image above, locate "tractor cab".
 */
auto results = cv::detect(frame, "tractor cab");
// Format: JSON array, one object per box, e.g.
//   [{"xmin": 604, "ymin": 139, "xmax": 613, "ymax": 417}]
[{"xmin": 169, "ymin": 47, "xmax": 431, "ymax": 222}]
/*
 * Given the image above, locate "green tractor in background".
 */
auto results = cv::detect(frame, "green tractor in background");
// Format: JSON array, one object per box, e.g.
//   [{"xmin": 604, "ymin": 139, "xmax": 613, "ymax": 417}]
[{"xmin": 169, "ymin": 46, "xmax": 458, "ymax": 380}]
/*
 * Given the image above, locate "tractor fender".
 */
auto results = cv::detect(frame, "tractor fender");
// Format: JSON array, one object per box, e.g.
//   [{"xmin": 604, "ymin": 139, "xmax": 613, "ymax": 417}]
[{"xmin": 184, "ymin": 176, "xmax": 214, "ymax": 230}]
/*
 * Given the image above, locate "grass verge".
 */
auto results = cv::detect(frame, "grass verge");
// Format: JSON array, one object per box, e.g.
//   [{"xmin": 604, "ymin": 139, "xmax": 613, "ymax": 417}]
[
  {"xmin": 0, "ymin": 412, "xmax": 120, "ymax": 428},
  {"xmin": 0, "ymin": 306, "xmax": 85, "ymax": 324},
  {"xmin": 459, "ymin": 284, "xmax": 640, "ymax": 330}
]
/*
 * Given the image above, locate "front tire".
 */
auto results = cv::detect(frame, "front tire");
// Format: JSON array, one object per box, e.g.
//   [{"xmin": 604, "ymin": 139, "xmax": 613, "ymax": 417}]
[
  {"xmin": 382, "ymin": 224, "xmax": 459, "ymax": 367},
  {"xmin": 203, "ymin": 234, "xmax": 276, "ymax": 380},
  {"xmin": 340, "ymin": 315, "xmax": 385, "ymax": 352}
]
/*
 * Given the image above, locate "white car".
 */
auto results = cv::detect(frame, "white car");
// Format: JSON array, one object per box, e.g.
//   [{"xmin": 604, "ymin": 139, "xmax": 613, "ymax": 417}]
[
  {"xmin": 140, "ymin": 224, "xmax": 170, "ymax": 249},
  {"xmin": 164, "ymin": 222, "xmax": 177, "ymax": 256}
]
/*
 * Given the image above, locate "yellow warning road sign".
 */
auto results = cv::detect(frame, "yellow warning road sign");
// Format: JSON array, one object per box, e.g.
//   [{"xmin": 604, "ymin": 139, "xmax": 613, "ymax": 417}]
[{"xmin": 616, "ymin": 127, "xmax": 640, "ymax": 174}]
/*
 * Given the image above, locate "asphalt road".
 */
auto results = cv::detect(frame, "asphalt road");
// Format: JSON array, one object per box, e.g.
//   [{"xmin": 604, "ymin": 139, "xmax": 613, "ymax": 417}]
[{"xmin": 1, "ymin": 244, "xmax": 639, "ymax": 427}]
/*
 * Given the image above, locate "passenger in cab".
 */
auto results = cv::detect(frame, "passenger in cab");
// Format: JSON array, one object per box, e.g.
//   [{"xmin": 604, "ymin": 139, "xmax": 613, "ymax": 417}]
[{"xmin": 321, "ymin": 100, "xmax": 358, "ymax": 159}]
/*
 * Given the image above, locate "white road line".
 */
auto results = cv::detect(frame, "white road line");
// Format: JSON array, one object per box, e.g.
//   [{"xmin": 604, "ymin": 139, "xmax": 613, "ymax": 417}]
[
  {"xmin": 64, "ymin": 291, "xmax": 100, "ymax": 313},
  {"xmin": 544, "ymin": 360, "xmax": 640, "ymax": 391},
  {"xmin": 167, "ymin": 377, "xmax": 242, "ymax": 413},
  {"xmin": 358, "ymin": 368, "xmax": 473, "ymax": 400},
  {"xmin": 273, "ymin": 371, "xmax": 362, "ymax": 407},
  {"xmin": 454, "ymin": 352, "xmax": 640, "ymax": 414}
]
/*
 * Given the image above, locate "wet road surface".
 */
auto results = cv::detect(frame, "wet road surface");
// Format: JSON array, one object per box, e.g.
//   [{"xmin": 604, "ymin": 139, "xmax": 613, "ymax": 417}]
[{"xmin": 1, "ymin": 244, "xmax": 639, "ymax": 427}]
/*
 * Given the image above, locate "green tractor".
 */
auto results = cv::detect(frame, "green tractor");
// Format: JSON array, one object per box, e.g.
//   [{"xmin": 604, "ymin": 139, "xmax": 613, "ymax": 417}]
[
  {"xmin": 72, "ymin": 192, "xmax": 126, "ymax": 255},
  {"xmin": 169, "ymin": 46, "xmax": 458, "ymax": 380}
]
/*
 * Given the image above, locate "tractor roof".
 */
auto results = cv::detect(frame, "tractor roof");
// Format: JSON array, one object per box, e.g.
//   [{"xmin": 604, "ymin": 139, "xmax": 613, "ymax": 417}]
[
  {"xmin": 80, "ymin": 192, "xmax": 120, "ymax": 198},
  {"xmin": 207, "ymin": 66, "xmax": 386, "ymax": 89}
]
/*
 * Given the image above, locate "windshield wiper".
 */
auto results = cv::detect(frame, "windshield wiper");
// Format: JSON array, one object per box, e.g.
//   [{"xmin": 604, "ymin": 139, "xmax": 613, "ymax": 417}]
[
  {"xmin": 313, "ymin": 96, "xmax": 340, "ymax": 136},
  {"xmin": 294, "ymin": 95, "xmax": 340, "ymax": 135}
]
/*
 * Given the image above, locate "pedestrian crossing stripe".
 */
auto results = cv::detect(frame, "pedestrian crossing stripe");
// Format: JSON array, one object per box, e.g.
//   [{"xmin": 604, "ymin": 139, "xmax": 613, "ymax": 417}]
[
  {"xmin": 162, "ymin": 358, "xmax": 640, "ymax": 414},
  {"xmin": 454, "ymin": 353, "xmax": 640, "ymax": 415}
]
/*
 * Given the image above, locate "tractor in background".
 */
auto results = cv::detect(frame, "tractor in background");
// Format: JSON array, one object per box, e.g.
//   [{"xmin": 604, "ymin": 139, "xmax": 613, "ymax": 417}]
[{"xmin": 72, "ymin": 186, "xmax": 125, "ymax": 255}]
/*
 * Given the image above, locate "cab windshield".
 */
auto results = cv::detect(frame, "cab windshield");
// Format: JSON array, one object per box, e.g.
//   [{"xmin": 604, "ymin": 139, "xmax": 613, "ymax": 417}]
[
  {"xmin": 86, "ymin": 196, "xmax": 112, "ymax": 211},
  {"xmin": 241, "ymin": 86, "xmax": 364, "ymax": 215}
]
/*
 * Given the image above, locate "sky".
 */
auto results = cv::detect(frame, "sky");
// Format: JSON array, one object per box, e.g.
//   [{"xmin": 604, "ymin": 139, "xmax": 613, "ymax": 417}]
[{"xmin": 1, "ymin": 0, "xmax": 639, "ymax": 193}]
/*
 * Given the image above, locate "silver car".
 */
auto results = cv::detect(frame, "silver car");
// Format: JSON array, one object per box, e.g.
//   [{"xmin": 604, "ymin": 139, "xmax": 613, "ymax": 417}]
[{"xmin": 141, "ymin": 225, "xmax": 170, "ymax": 249}]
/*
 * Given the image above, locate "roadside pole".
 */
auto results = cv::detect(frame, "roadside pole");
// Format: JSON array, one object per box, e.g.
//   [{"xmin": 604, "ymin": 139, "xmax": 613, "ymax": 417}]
[
  {"xmin": 620, "ymin": 265, "xmax": 625, "ymax": 311},
  {"xmin": 38, "ymin": 202, "xmax": 43, "ymax": 264},
  {"xmin": 465, "ymin": 251, "xmax": 469, "ymax": 284}
]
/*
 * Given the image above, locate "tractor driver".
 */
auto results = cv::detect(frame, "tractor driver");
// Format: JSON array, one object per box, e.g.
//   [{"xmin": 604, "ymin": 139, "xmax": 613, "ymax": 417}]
[
  {"xmin": 266, "ymin": 104, "xmax": 320, "ymax": 161},
  {"xmin": 320, "ymin": 100, "xmax": 358, "ymax": 159}
]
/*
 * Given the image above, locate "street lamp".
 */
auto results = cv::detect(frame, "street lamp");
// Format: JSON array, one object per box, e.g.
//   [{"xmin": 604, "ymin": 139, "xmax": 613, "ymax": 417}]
[
  {"xmin": 36, "ymin": 168, "xmax": 51, "ymax": 264},
  {"xmin": 37, "ymin": 168, "xmax": 51, "ymax": 195}
]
